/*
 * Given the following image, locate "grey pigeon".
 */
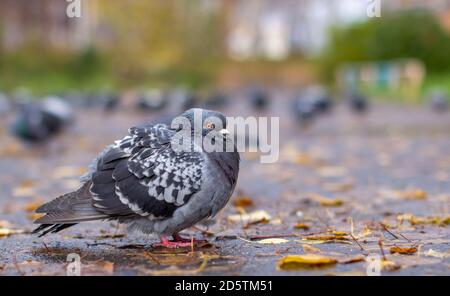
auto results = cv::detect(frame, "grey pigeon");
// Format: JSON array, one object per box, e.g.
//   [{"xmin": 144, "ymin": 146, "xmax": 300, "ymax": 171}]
[
  {"xmin": 429, "ymin": 91, "xmax": 449, "ymax": 112},
  {"xmin": 348, "ymin": 92, "xmax": 369, "ymax": 113},
  {"xmin": 10, "ymin": 97, "xmax": 73, "ymax": 143},
  {"xmin": 33, "ymin": 108, "xmax": 240, "ymax": 248}
]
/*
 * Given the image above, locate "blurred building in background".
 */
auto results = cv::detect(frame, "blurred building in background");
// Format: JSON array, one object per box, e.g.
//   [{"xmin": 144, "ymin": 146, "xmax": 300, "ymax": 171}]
[
  {"xmin": 225, "ymin": 0, "xmax": 368, "ymax": 59},
  {"xmin": 0, "ymin": 0, "xmax": 98, "ymax": 50}
]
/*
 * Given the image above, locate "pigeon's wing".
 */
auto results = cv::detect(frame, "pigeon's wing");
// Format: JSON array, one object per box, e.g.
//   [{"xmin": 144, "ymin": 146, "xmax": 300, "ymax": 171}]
[{"xmin": 90, "ymin": 124, "xmax": 204, "ymax": 219}]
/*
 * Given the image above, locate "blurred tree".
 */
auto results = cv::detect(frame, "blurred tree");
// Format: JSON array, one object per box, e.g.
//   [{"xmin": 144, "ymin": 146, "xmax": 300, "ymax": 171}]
[
  {"xmin": 97, "ymin": 0, "xmax": 223, "ymax": 87},
  {"xmin": 320, "ymin": 9, "xmax": 450, "ymax": 83}
]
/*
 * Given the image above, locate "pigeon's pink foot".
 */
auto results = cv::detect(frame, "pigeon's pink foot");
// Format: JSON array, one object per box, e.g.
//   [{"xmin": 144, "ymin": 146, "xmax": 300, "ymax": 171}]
[
  {"xmin": 152, "ymin": 234, "xmax": 208, "ymax": 248},
  {"xmin": 152, "ymin": 235, "xmax": 194, "ymax": 248}
]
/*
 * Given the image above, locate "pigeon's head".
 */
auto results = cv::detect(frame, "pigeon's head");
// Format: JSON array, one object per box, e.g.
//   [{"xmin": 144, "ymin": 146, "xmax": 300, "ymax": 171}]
[{"xmin": 178, "ymin": 108, "xmax": 229, "ymax": 137}]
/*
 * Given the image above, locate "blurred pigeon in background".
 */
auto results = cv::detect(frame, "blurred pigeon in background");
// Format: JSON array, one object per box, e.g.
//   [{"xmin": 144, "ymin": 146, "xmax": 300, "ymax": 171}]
[
  {"xmin": 428, "ymin": 90, "xmax": 449, "ymax": 112},
  {"xmin": 203, "ymin": 91, "xmax": 228, "ymax": 109},
  {"xmin": 169, "ymin": 88, "xmax": 199, "ymax": 112},
  {"xmin": 248, "ymin": 87, "xmax": 270, "ymax": 111},
  {"xmin": 33, "ymin": 108, "xmax": 240, "ymax": 248},
  {"xmin": 97, "ymin": 92, "xmax": 120, "ymax": 111},
  {"xmin": 10, "ymin": 96, "xmax": 74, "ymax": 143},
  {"xmin": 348, "ymin": 92, "xmax": 369, "ymax": 113},
  {"xmin": 303, "ymin": 86, "xmax": 333, "ymax": 115},
  {"xmin": 137, "ymin": 89, "xmax": 168, "ymax": 111},
  {"xmin": 292, "ymin": 93, "xmax": 317, "ymax": 126}
]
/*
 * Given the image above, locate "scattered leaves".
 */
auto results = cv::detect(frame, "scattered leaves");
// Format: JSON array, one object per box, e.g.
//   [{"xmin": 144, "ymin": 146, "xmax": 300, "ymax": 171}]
[{"xmin": 397, "ymin": 214, "xmax": 450, "ymax": 226}]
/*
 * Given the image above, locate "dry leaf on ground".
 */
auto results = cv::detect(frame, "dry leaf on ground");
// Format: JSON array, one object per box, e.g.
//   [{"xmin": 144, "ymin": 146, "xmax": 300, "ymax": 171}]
[
  {"xmin": 389, "ymin": 246, "xmax": 417, "ymax": 255},
  {"xmin": 294, "ymin": 223, "xmax": 310, "ymax": 230},
  {"xmin": 227, "ymin": 210, "xmax": 271, "ymax": 225},
  {"xmin": 424, "ymin": 249, "xmax": 449, "ymax": 258},
  {"xmin": 233, "ymin": 195, "xmax": 254, "ymax": 208},
  {"xmin": 308, "ymin": 194, "xmax": 344, "ymax": 207},
  {"xmin": 0, "ymin": 227, "xmax": 25, "ymax": 238},
  {"xmin": 302, "ymin": 244, "xmax": 321, "ymax": 253},
  {"xmin": 256, "ymin": 238, "xmax": 290, "ymax": 244},
  {"xmin": 278, "ymin": 254, "xmax": 337, "ymax": 270}
]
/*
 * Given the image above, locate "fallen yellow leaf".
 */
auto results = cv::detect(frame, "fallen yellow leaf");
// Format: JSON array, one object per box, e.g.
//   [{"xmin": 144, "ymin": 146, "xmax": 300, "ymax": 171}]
[
  {"xmin": 337, "ymin": 255, "xmax": 366, "ymax": 264},
  {"xmin": 0, "ymin": 227, "xmax": 25, "ymax": 238},
  {"xmin": 256, "ymin": 238, "xmax": 289, "ymax": 244},
  {"xmin": 302, "ymin": 244, "xmax": 321, "ymax": 253},
  {"xmin": 278, "ymin": 254, "xmax": 337, "ymax": 270},
  {"xmin": 398, "ymin": 190, "xmax": 427, "ymax": 200},
  {"xmin": 293, "ymin": 223, "xmax": 310, "ymax": 230},
  {"xmin": 233, "ymin": 195, "xmax": 254, "ymax": 208},
  {"xmin": 424, "ymin": 249, "xmax": 450, "ymax": 258},
  {"xmin": 389, "ymin": 246, "xmax": 417, "ymax": 255},
  {"xmin": 381, "ymin": 259, "xmax": 401, "ymax": 271},
  {"xmin": 308, "ymin": 194, "xmax": 344, "ymax": 207},
  {"xmin": 227, "ymin": 210, "xmax": 271, "ymax": 224}
]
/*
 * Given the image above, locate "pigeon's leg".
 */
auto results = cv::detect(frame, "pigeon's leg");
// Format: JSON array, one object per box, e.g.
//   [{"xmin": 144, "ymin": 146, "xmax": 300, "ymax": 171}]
[
  {"xmin": 152, "ymin": 235, "xmax": 193, "ymax": 248},
  {"xmin": 172, "ymin": 233, "xmax": 207, "ymax": 244}
]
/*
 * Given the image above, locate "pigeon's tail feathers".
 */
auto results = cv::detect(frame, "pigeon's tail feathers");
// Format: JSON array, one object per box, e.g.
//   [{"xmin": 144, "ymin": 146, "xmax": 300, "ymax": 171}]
[
  {"xmin": 34, "ymin": 181, "xmax": 108, "ymax": 225},
  {"xmin": 32, "ymin": 223, "xmax": 77, "ymax": 237}
]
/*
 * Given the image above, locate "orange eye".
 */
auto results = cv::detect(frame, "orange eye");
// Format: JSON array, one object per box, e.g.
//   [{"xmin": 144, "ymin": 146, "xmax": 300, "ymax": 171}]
[{"xmin": 205, "ymin": 122, "xmax": 215, "ymax": 129}]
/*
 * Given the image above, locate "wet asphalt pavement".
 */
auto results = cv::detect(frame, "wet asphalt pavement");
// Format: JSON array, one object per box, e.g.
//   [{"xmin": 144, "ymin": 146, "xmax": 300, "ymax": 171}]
[{"xmin": 0, "ymin": 94, "xmax": 449, "ymax": 275}]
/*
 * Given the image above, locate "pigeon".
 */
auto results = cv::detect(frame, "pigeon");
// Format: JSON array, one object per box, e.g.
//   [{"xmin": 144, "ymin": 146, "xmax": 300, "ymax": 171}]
[
  {"xmin": 137, "ymin": 89, "xmax": 168, "ymax": 111},
  {"xmin": 348, "ymin": 92, "xmax": 368, "ymax": 113},
  {"xmin": 33, "ymin": 108, "xmax": 240, "ymax": 248},
  {"xmin": 311, "ymin": 94, "xmax": 333, "ymax": 114},
  {"xmin": 10, "ymin": 97, "xmax": 73, "ymax": 143},
  {"xmin": 292, "ymin": 94, "xmax": 317, "ymax": 126},
  {"xmin": 203, "ymin": 91, "xmax": 228, "ymax": 109},
  {"xmin": 169, "ymin": 88, "xmax": 199, "ymax": 111},
  {"xmin": 97, "ymin": 92, "xmax": 120, "ymax": 111},
  {"xmin": 248, "ymin": 87, "xmax": 270, "ymax": 110},
  {"xmin": 429, "ymin": 91, "xmax": 449, "ymax": 112}
]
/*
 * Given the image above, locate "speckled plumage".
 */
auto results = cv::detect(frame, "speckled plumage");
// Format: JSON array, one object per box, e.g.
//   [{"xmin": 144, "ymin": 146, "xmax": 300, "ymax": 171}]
[{"xmin": 33, "ymin": 108, "xmax": 240, "ymax": 237}]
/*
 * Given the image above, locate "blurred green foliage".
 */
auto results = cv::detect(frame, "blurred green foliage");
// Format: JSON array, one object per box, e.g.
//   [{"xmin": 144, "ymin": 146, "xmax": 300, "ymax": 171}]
[
  {"xmin": 320, "ymin": 9, "xmax": 450, "ymax": 84},
  {"xmin": 0, "ymin": 1, "xmax": 223, "ymax": 95}
]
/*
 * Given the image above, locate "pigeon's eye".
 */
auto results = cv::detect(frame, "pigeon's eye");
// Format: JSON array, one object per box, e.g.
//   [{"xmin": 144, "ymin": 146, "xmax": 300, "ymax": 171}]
[{"xmin": 205, "ymin": 122, "xmax": 215, "ymax": 129}]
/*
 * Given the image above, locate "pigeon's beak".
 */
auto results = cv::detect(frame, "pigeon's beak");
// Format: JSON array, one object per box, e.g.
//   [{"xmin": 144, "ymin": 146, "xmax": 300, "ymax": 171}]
[{"xmin": 219, "ymin": 129, "xmax": 230, "ymax": 135}]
